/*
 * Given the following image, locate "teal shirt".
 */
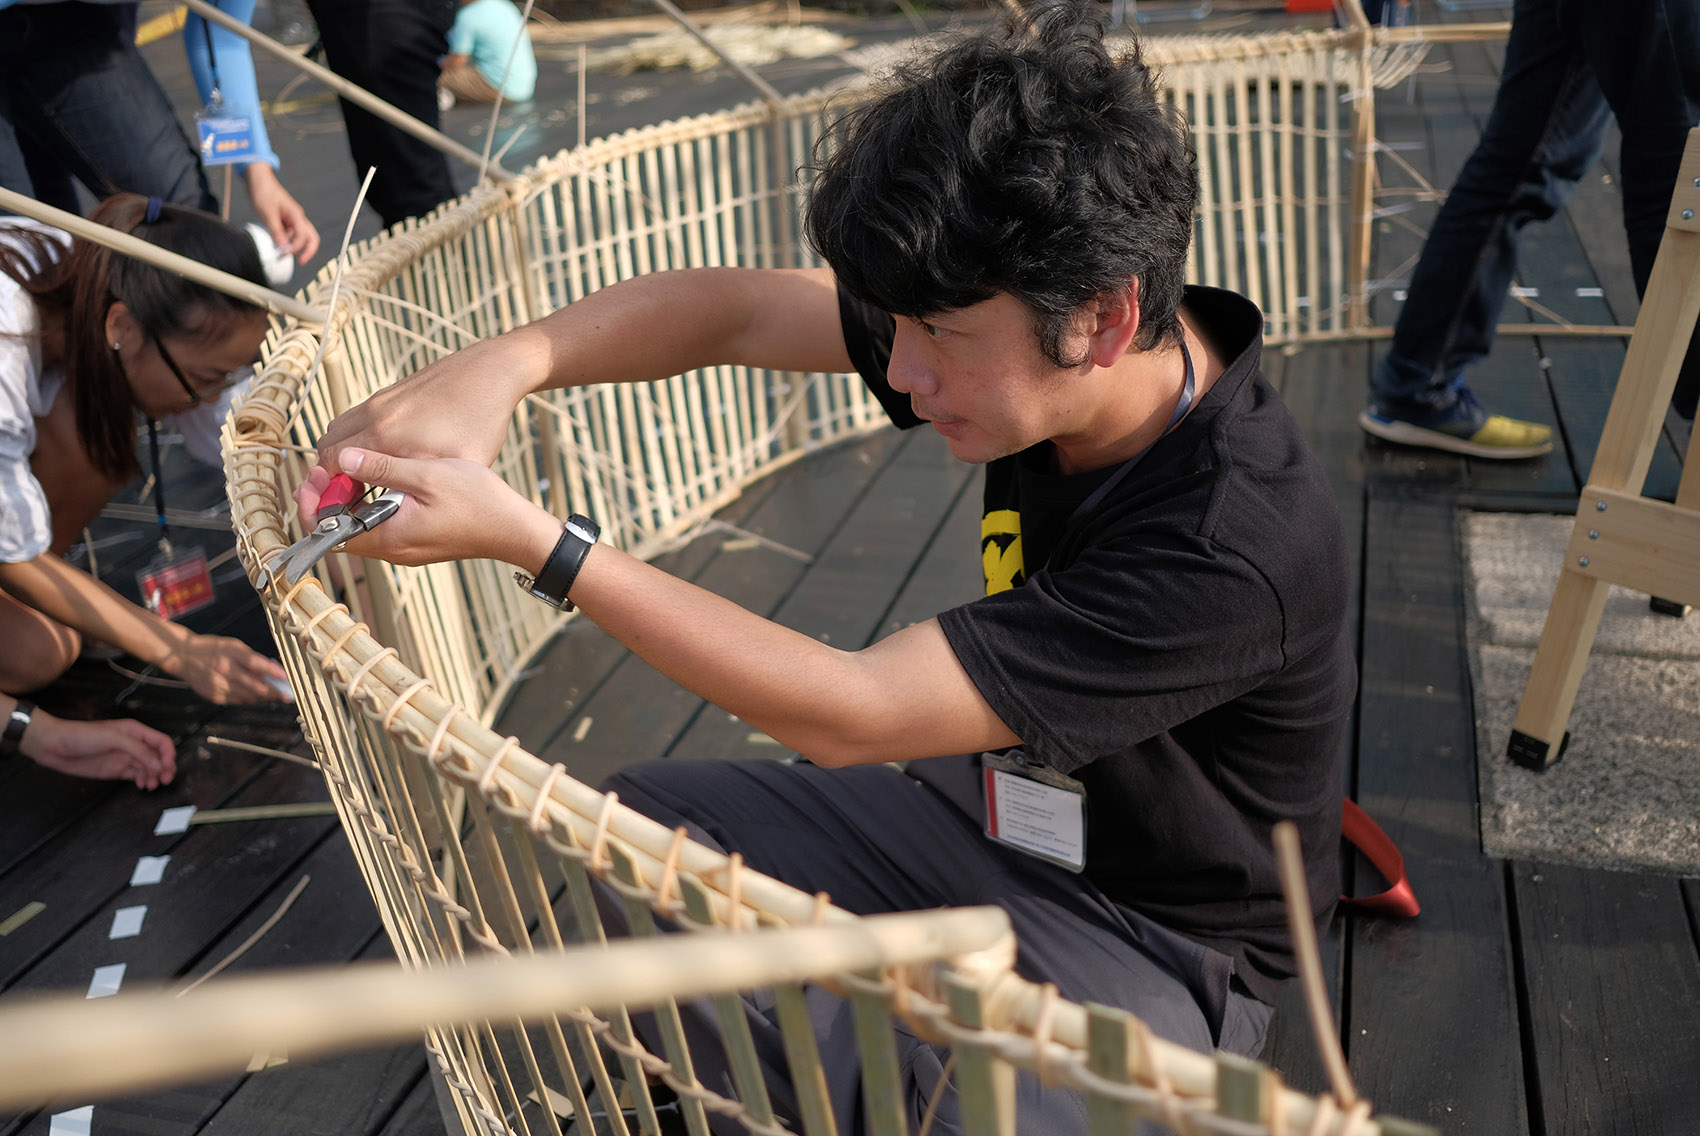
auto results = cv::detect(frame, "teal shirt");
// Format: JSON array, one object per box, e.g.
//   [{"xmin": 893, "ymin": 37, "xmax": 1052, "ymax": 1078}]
[{"xmin": 448, "ymin": 0, "xmax": 538, "ymax": 102}]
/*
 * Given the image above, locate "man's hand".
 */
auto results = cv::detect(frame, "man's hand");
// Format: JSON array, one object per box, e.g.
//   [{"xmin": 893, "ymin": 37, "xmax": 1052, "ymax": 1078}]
[
  {"xmin": 294, "ymin": 450, "xmax": 561, "ymax": 573},
  {"xmin": 24, "ymin": 712, "xmax": 177, "ymax": 790},
  {"xmin": 167, "ymin": 635, "xmax": 292, "ymax": 705},
  {"xmin": 312, "ymin": 333, "xmax": 544, "ymax": 482},
  {"xmin": 242, "ymin": 163, "xmax": 322, "ymax": 264}
]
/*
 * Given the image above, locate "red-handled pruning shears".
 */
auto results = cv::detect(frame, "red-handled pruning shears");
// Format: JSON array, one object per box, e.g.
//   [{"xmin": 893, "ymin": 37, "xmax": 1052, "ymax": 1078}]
[{"xmin": 260, "ymin": 473, "xmax": 405, "ymax": 589}]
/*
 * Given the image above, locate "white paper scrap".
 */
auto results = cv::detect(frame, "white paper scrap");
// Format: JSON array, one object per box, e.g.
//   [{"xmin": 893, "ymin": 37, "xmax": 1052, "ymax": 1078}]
[
  {"xmin": 109, "ymin": 905, "xmax": 147, "ymax": 940},
  {"xmin": 154, "ymin": 806, "xmax": 197, "ymax": 835},
  {"xmin": 48, "ymin": 1107, "xmax": 94, "ymax": 1136},
  {"xmin": 87, "ymin": 963, "xmax": 126, "ymax": 999},
  {"xmin": 131, "ymin": 855, "xmax": 171, "ymax": 886}
]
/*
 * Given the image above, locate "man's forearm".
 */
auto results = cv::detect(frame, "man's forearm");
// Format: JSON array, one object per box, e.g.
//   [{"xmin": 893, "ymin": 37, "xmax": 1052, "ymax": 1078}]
[
  {"xmin": 519, "ymin": 267, "xmax": 850, "ymax": 394},
  {"xmin": 494, "ymin": 505, "xmax": 1016, "ymax": 766}
]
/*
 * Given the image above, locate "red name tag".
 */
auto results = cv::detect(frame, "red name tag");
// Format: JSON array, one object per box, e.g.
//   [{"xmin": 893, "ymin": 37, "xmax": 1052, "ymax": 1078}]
[{"xmin": 138, "ymin": 548, "xmax": 216, "ymax": 621}]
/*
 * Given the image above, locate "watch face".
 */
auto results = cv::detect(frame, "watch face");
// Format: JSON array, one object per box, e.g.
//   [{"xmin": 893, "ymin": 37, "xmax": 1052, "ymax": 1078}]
[{"xmin": 566, "ymin": 517, "xmax": 598, "ymax": 542}]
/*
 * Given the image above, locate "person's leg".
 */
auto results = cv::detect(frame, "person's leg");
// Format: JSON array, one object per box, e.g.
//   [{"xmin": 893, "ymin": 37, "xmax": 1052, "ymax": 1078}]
[
  {"xmin": 1, "ymin": 3, "xmax": 215, "ymax": 213},
  {"xmin": 0, "ymin": 589, "xmax": 79, "ymax": 693},
  {"xmin": 305, "ymin": 0, "xmax": 459, "ymax": 228},
  {"xmin": 1365, "ymin": 0, "xmax": 1609, "ymax": 456},
  {"xmin": 605, "ymin": 759, "xmax": 1261, "ymax": 1134},
  {"xmin": 1581, "ymin": 0, "xmax": 1700, "ymax": 420},
  {"xmin": 439, "ymin": 63, "xmax": 503, "ymax": 105}
]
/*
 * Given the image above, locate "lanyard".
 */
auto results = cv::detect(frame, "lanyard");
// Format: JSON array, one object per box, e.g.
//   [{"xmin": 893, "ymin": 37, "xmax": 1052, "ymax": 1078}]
[
  {"xmin": 201, "ymin": 3, "xmax": 223, "ymax": 106},
  {"xmin": 1062, "ymin": 337, "xmax": 1197, "ymax": 531},
  {"xmin": 146, "ymin": 417, "xmax": 172, "ymax": 556}
]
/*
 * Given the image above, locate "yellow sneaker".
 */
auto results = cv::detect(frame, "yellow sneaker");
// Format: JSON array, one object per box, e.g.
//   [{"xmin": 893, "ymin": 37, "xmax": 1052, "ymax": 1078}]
[{"xmin": 1359, "ymin": 391, "xmax": 1552, "ymax": 460}]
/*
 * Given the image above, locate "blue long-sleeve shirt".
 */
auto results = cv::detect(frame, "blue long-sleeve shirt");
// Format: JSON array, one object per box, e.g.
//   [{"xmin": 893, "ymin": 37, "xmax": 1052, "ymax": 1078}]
[{"xmin": 183, "ymin": 0, "xmax": 281, "ymax": 171}]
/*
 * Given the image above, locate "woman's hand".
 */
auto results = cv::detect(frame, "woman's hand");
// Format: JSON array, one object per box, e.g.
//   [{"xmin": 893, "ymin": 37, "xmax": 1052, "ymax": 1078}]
[
  {"xmin": 24, "ymin": 712, "xmax": 177, "ymax": 790},
  {"xmin": 167, "ymin": 634, "xmax": 292, "ymax": 705},
  {"xmin": 294, "ymin": 450, "xmax": 562, "ymax": 573}
]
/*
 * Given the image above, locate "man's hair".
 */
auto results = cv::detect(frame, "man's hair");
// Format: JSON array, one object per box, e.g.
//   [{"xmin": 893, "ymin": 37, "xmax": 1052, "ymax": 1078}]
[{"xmin": 806, "ymin": 1, "xmax": 1198, "ymax": 363}]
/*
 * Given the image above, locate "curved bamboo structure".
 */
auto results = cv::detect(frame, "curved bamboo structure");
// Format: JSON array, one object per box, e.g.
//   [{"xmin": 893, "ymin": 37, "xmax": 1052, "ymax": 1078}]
[{"xmin": 3, "ymin": 15, "xmax": 1529, "ymax": 1136}]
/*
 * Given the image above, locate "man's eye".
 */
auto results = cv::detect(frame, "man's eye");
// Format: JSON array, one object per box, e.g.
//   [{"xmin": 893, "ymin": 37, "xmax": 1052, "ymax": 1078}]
[{"xmin": 919, "ymin": 320, "xmax": 945, "ymax": 339}]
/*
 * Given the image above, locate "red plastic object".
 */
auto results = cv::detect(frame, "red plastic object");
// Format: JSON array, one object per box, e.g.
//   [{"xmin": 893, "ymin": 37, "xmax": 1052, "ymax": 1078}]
[
  {"xmin": 318, "ymin": 472, "xmax": 362, "ymax": 515},
  {"xmin": 1285, "ymin": 0, "xmax": 1334, "ymax": 10},
  {"xmin": 1339, "ymin": 797, "xmax": 1421, "ymax": 917}
]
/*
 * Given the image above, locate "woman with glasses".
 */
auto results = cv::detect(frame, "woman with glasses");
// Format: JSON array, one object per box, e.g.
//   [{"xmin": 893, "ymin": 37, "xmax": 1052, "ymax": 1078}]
[{"xmin": 0, "ymin": 193, "xmax": 289, "ymax": 745}]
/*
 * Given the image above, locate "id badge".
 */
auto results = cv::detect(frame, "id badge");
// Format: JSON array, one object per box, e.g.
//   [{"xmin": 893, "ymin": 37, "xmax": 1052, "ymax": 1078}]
[
  {"xmin": 196, "ymin": 105, "xmax": 256, "ymax": 166},
  {"xmin": 137, "ymin": 546, "xmax": 216, "ymax": 620},
  {"xmin": 982, "ymin": 751, "xmax": 1087, "ymax": 872}
]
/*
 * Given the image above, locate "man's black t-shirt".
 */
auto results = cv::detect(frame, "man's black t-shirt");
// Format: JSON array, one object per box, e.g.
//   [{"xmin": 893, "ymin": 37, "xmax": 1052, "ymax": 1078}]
[{"xmin": 838, "ymin": 284, "xmax": 1355, "ymax": 1003}]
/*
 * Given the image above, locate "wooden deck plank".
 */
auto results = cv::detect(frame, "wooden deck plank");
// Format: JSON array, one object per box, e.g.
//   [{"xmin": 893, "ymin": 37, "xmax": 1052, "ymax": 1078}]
[
  {"xmin": 1511, "ymin": 862, "xmax": 1700, "ymax": 1134},
  {"xmin": 374, "ymin": 1076, "xmax": 450, "ymax": 1136},
  {"xmin": 667, "ymin": 426, "xmax": 972, "ymax": 762},
  {"xmin": 868, "ymin": 462, "xmax": 980, "ymax": 639},
  {"xmin": 512, "ymin": 429, "xmax": 906, "ymax": 783},
  {"xmin": 492, "ymin": 468, "xmax": 781, "ymax": 750},
  {"xmin": 0, "ymin": 755, "xmax": 329, "ymax": 1000},
  {"xmin": 1256, "ymin": 342, "xmax": 1364, "ymax": 1095},
  {"xmin": 0, "ymin": 743, "xmax": 282, "ymax": 993},
  {"xmin": 1349, "ymin": 494, "xmax": 1528, "ymax": 1134},
  {"xmin": 194, "ymin": 941, "xmax": 431, "ymax": 1136}
]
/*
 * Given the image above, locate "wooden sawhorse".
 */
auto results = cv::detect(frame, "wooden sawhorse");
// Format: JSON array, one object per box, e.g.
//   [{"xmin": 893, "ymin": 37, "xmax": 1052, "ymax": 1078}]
[{"xmin": 1508, "ymin": 129, "xmax": 1700, "ymax": 771}]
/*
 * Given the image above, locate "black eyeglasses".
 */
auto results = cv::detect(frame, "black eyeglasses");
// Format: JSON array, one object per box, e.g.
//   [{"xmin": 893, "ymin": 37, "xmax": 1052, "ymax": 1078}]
[{"xmin": 152, "ymin": 335, "xmax": 244, "ymax": 408}]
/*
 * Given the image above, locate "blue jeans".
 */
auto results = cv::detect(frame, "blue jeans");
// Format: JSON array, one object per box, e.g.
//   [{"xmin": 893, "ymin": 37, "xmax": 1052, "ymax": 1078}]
[
  {"xmin": 1373, "ymin": 0, "xmax": 1700, "ymax": 420},
  {"xmin": 0, "ymin": 3, "xmax": 215, "ymax": 216}
]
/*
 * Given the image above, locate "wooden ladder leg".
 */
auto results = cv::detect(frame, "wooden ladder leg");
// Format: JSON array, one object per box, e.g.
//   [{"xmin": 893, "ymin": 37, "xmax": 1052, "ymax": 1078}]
[
  {"xmin": 1508, "ymin": 126, "xmax": 1700, "ymax": 769},
  {"xmin": 1651, "ymin": 421, "xmax": 1700, "ymax": 615},
  {"xmin": 1507, "ymin": 567, "xmax": 1610, "ymax": 769}
]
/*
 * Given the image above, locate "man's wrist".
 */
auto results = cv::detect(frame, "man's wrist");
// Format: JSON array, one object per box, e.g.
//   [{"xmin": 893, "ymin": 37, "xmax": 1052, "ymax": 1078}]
[{"xmin": 515, "ymin": 513, "xmax": 600, "ymax": 610}]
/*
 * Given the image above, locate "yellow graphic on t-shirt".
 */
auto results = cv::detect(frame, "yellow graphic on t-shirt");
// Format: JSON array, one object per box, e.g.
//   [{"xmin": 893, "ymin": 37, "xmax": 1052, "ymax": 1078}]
[{"xmin": 981, "ymin": 509, "xmax": 1024, "ymax": 595}]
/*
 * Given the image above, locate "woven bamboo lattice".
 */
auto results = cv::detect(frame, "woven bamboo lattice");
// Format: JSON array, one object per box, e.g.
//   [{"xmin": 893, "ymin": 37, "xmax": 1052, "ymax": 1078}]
[{"xmin": 203, "ymin": 20, "xmax": 1493, "ymax": 1136}]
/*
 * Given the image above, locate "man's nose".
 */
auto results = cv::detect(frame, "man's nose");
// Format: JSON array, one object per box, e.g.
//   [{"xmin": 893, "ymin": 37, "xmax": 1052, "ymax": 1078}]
[{"xmin": 887, "ymin": 325, "xmax": 936, "ymax": 397}]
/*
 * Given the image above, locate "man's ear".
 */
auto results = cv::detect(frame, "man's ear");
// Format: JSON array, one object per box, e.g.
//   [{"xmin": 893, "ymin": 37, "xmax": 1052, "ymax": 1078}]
[{"xmin": 1083, "ymin": 281, "xmax": 1141, "ymax": 368}]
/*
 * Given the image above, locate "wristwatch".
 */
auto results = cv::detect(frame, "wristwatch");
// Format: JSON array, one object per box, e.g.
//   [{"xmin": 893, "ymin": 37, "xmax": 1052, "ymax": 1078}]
[
  {"xmin": 1, "ymin": 699, "xmax": 33, "ymax": 759},
  {"xmin": 514, "ymin": 514, "xmax": 600, "ymax": 610}
]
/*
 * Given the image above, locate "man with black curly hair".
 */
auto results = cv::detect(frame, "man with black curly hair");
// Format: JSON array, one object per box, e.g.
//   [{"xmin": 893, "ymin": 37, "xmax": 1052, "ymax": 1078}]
[{"xmin": 307, "ymin": 3, "xmax": 1354, "ymax": 1127}]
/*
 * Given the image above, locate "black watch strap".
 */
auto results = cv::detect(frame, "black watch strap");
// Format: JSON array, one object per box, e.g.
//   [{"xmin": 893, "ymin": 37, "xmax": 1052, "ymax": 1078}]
[
  {"xmin": 516, "ymin": 514, "xmax": 600, "ymax": 610},
  {"xmin": 1, "ymin": 699, "xmax": 34, "ymax": 758}
]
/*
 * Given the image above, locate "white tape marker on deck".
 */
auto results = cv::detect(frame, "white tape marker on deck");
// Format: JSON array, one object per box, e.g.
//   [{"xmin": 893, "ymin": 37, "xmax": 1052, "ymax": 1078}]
[
  {"xmin": 1510, "ymin": 286, "xmax": 1540, "ymax": 298},
  {"xmin": 48, "ymin": 1107, "xmax": 93, "ymax": 1136},
  {"xmin": 154, "ymin": 805, "xmax": 197, "ymax": 834},
  {"xmin": 109, "ymin": 905, "xmax": 147, "ymax": 940},
  {"xmin": 1576, "ymin": 287, "xmax": 1604, "ymax": 297},
  {"xmin": 86, "ymin": 963, "xmax": 126, "ymax": 999},
  {"xmin": 131, "ymin": 855, "xmax": 170, "ymax": 885}
]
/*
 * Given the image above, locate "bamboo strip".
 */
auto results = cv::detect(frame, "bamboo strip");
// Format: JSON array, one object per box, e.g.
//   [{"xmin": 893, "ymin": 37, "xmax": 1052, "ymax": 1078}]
[{"xmin": 0, "ymin": 187, "xmax": 315, "ymax": 322}]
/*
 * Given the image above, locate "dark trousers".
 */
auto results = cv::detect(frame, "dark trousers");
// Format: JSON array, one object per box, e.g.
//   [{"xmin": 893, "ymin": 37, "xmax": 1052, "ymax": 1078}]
[
  {"xmin": 0, "ymin": 3, "xmax": 214, "ymax": 215},
  {"xmin": 1373, "ymin": 0, "xmax": 1700, "ymax": 421},
  {"xmin": 304, "ymin": 0, "xmax": 459, "ymax": 230},
  {"xmin": 604, "ymin": 759, "xmax": 1271, "ymax": 1136}
]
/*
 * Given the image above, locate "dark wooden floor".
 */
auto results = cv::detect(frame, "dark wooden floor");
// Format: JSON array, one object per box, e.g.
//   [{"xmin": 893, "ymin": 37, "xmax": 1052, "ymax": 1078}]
[{"xmin": 4, "ymin": 2, "xmax": 1700, "ymax": 1134}]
